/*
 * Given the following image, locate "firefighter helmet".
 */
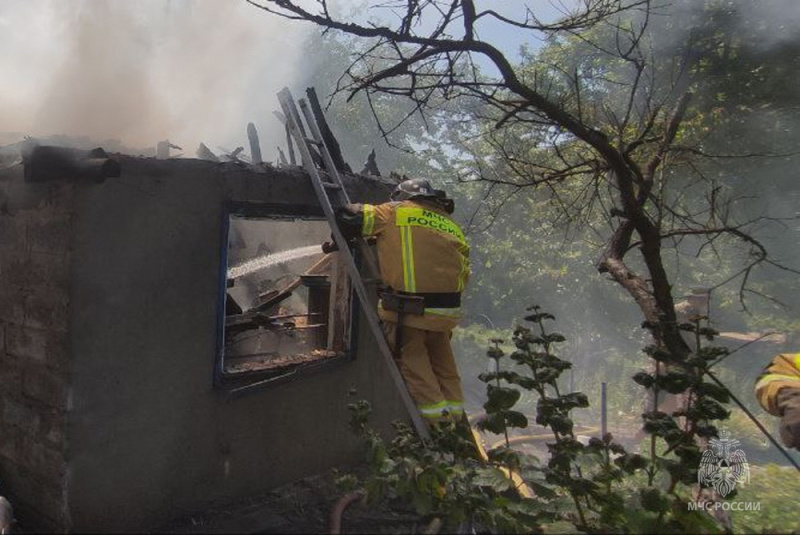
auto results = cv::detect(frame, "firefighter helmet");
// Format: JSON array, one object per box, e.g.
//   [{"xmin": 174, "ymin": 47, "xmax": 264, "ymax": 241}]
[{"xmin": 390, "ymin": 178, "xmax": 437, "ymax": 201}]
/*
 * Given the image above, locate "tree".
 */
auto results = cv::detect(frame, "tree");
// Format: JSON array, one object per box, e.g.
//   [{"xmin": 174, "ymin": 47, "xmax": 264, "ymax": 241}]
[
  {"xmin": 248, "ymin": 0, "xmax": 798, "ymax": 367},
  {"xmin": 299, "ymin": 30, "xmax": 451, "ymax": 175}
]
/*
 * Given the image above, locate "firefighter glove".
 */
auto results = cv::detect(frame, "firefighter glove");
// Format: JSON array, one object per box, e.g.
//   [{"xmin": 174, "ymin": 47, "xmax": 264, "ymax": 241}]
[
  {"xmin": 335, "ymin": 205, "xmax": 364, "ymax": 241},
  {"xmin": 777, "ymin": 387, "xmax": 800, "ymax": 449}
]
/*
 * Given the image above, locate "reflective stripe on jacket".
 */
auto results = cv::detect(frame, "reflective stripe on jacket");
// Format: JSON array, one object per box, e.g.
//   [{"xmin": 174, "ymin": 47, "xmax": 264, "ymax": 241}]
[
  {"xmin": 360, "ymin": 200, "xmax": 470, "ymax": 332},
  {"xmin": 755, "ymin": 353, "xmax": 800, "ymax": 416}
]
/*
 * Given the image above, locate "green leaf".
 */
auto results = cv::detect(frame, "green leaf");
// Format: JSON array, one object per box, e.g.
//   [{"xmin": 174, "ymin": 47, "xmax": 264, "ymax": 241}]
[
  {"xmin": 632, "ymin": 371, "xmax": 655, "ymax": 388},
  {"xmin": 528, "ymin": 480, "xmax": 558, "ymax": 500},
  {"xmin": 643, "ymin": 345, "xmax": 677, "ymax": 362},
  {"xmin": 487, "ymin": 446, "xmax": 522, "ymax": 471},
  {"xmin": 508, "ymin": 349, "xmax": 536, "ymax": 367},
  {"xmin": 656, "ymin": 370, "xmax": 693, "ymax": 394},
  {"xmin": 474, "ymin": 467, "xmax": 514, "ymax": 493},
  {"xmin": 478, "ymin": 412, "xmax": 509, "ymax": 434},
  {"xmin": 544, "ymin": 332, "xmax": 566, "ymax": 343},
  {"xmin": 487, "ymin": 346, "xmax": 505, "ymax": 360},
  {"xmin": 497, "ymin": 370, "xmax": 537, "ymax": 389},
  {"xmin": 696, "ymin": 346, "xmax": 729, "ymax": 361},
  {"xmin": 695, "ymin": 381, "xmax": 730, "ymax": 403},
  {"xmin": 640, "ymin": 487, "xmax": 670, "ymax": 513},
  {"xmin": 698, "ymin": 326, "xmax": 720, "ymax": 340},
  {"xmin": 695, "ymin": 423, "xmax": 718, "ymax": 439},
  {"xmin": 686, "ymin": 397, "xmax": 730, "ymax": 421},
  {"xmin": 537, "ymin": 367, "xmax": 561, "ymax": 383},
  {"xmin": 478, "ymin": 372, "xmax": 498, "ymax": 384},
  {"xmin": 559, "ymin": 392, "xmax": 590, "ymax": 410},
  {"xmin": 504, "ymin": 410, "xmax": 529, "ymax": 429},
  {"xmin": 485, "ymin": 384, "xmax": 521, "ymax": 412},
  {"xmin": 549, "ymin": 415, "xmax": 574, "ymax": 435},
  {"xmin": 614, "ymin": 453, "xmax": 648, "ymax": 473},
  {"xmin": 523, "ymin": 312, "xmax": 556, "ymax": 323}
]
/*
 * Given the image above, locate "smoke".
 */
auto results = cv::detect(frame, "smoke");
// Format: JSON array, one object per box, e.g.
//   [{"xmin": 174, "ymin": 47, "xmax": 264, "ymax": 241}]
[
  {"xmin": 0, "ymin": 0, "xmax": 311, "ymax": 155},
  {"xmin": 734, "ymin": 0, "xmax": 800, "ymax": 48}
]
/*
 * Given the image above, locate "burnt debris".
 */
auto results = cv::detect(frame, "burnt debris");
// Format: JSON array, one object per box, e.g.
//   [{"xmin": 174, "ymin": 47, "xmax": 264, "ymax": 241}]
[{"xmin": 23, "ymin": 145, "xmax": 121, "ymax": 183}]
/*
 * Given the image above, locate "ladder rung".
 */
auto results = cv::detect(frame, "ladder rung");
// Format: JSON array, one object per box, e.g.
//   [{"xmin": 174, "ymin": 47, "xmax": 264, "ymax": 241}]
[
  {"xmin": 322, "ymin": 182, "xmax": 342, "ymax": 190},
  {"xmin": 304, "ymin": 137, "xmax": 322, "ymax": 146}
]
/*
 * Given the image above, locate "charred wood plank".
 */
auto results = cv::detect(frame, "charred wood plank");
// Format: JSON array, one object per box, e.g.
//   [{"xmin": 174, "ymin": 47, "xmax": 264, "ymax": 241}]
[
  {"xmin": 247, "ymin": 122, "xmax": 263, "ymax": 164},
  {"xmin": 306, "ymin": 87, "xmax": 351, "ymax": 174},
  {"xmin": 276, "ymin": 89, "xmax": 323, "ymax": 170},
  {"xmin": 360, "ymin": 148, "xmax": 381, "ymax": 176},
  {"xmin": 24, "ymin": 145, "xmax": 120, "ymax": 183},
  {"xmin": 285, "ymin": 124, "xmax": 296, "ymax": 165},
  {"xmin": 277, "ymin": 146, "xmax": 288, "ymax": 166},
  {"xmin": 252, "ymin": 253, "xmax": 331, "ymax": 312},
  {"xmin": 197, "ymin": 142, "xmax": 220, "ymax": 162}
]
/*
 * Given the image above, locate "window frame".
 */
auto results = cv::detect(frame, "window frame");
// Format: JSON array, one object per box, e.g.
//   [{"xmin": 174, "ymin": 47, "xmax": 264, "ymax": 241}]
[{"xmin": 213, "ymin": 202, "xmax": 358, "ymax": 397}]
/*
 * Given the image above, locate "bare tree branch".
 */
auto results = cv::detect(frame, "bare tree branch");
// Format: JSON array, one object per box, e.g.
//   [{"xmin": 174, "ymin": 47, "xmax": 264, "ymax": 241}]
[{"xmin": 249, "ymin": 0, "xmax": 799, "ymax": 357}]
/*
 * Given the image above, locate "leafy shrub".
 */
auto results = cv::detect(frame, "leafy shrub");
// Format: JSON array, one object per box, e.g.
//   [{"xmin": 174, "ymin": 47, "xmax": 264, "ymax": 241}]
[{"xmin": 344, "ymin": 305, "xmax": 737, "ymax": 533}]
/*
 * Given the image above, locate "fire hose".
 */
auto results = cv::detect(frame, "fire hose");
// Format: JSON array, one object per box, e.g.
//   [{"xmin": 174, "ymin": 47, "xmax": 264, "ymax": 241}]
[
  {"xmin": 328, "ymin": 490, "xmax": 441, "ymax": 535},
  {"xmin": 328, "ymin": 490, "xmax": 364, "ymax": 535}
]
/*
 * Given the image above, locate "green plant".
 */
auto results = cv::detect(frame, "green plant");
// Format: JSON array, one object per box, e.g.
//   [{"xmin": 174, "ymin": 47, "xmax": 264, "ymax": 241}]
[
  {"xmin": 344, "ymin": 306, "xmax": 736, "ymax": 533},
  {"xmin": 343, "ymin": 399, "xmax": 542, "ymax": 532},
  {"xmin": 480, "ymin": 306, "xmax": 655, "ymax": 532},
  {"xmin": 634, "ymin": 320, "xmax": 732, "ymax": 482}
]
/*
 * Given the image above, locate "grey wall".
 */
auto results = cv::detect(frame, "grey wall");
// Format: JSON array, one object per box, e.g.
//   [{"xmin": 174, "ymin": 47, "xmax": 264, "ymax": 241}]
[
  {"xmin": 0, "ymin": 162, "xmax": 73, "ymax": 532},
  {"xmin": 64, "ymin": 157, "xmax": 405, "ymax": 531}
]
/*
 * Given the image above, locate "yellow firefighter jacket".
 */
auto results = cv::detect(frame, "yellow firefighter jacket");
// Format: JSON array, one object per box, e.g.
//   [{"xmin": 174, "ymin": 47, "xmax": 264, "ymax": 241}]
[
  {"xmin": 355, "ymin": 200, "xmax": 470, "ymax": 332},
  {"xmin": 755, "ymin": 353, "xmax": 800, "ymax": 415}
]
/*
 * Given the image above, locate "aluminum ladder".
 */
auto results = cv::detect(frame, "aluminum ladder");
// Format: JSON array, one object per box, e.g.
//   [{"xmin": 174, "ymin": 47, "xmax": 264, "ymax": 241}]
[{"xmin": 276, "ymin": 88, "xmax": 430, "ymax": 440}]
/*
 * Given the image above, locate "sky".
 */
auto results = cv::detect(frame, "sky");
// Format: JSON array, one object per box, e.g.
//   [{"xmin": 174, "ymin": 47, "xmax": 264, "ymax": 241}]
[
  {"xmin": 471, "ymin": 0, "xmax": 566, "ymax": 57},
  {"xmin": 0, "ymin": 0, "xmax": 565, "ymax": 156}
]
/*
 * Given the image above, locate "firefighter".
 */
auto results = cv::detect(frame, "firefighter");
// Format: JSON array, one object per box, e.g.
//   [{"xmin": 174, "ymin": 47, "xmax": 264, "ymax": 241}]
[
  {"xmin": 754, "ymin": 353, "xmax": 800, "ymax": 449},
  {"xmin": 336, "ymin": 178, "xmax": 470, "ymax": 424}
]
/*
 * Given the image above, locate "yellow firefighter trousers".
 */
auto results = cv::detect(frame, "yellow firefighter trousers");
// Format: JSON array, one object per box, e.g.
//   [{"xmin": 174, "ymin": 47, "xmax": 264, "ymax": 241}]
[{"xmin": 382, "ymin": 321, "xmax": 465, "ymax": 422}]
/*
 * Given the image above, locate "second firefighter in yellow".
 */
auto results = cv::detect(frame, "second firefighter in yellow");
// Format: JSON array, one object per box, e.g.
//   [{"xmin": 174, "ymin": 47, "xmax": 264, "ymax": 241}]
[
  {"xmin": 337, "ymin": 178, "xmax": 470, "ymax": 422},
  {"xmin": 754, "ymin": 353, "xmax": 800, "ymax": 449}
]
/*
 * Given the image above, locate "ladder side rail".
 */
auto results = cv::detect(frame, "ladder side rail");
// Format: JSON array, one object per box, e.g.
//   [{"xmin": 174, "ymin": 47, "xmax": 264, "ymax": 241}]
[
  {"xmin": 278, "ymin": 95, "xmax": 349, "ymax": 352},
  {"xmin": 279, "ymin": 87, "xmax": 320, "ymax": 166},
  {"xmin": 297, "ymin": 98, "xmax": 383, "ymax": 282},
  {"xmin": 277, "ymin": 91, "xmax": 430, "ymax": 440},
  {"xmin": 297, "ymin": 98, "xmax": 351, "ymax": 204},
  {"xmin": 279, "ymin": 87, "xmax": 310, "ymax": 139}
]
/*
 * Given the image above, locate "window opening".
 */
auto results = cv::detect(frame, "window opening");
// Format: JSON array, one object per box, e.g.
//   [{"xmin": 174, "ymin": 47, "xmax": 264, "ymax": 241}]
[{"xmin": 221, "ymin": 213, "xmax": 352, "ymax": 382}]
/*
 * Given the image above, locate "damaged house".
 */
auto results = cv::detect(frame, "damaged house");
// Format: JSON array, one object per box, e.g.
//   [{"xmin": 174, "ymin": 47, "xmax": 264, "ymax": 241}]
[{"xmin": 0, "ymin": 93, "xmax": 412, "ymax": 532}]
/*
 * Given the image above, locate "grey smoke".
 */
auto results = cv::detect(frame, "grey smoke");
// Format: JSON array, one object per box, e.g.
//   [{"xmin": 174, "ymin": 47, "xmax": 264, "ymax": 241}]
[{"xmin": 0, "ymin": 0, "xmax": 311, "ymax": 153}]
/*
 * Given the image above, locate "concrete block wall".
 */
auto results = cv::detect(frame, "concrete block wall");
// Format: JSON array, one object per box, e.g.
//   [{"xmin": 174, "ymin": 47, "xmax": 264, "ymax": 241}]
[
  {"xmin": 0, "ymin": 155, "xmax": 407, "ymax": 531},
  {"xmin": 0, "ymin": 179, "xmax": 74, "ymax": 532}
]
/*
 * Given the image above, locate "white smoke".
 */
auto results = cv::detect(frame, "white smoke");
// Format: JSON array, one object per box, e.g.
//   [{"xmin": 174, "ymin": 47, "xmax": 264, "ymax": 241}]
[
  {"xmin": 0, "ymin": 0, "xmax": 312, "ymax": 155},
  {"xmin": 735, "ymin": 0, "xmax": 800, "ymax": 48}
]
